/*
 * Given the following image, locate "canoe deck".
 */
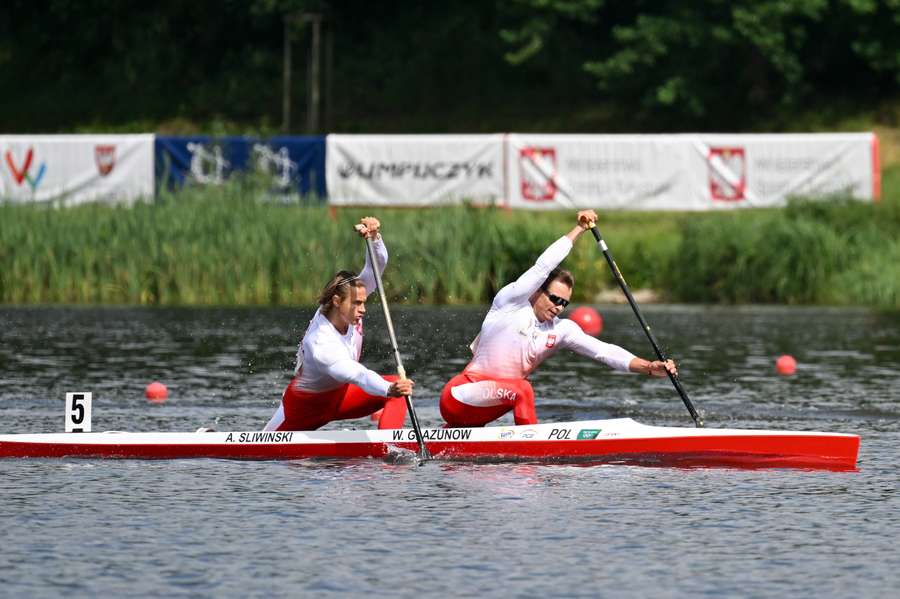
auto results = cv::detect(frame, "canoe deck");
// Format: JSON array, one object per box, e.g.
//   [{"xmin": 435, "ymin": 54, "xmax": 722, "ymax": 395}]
[{"xmin": 0, "ymin": 418, "xmax": 859, "ymax": 469}]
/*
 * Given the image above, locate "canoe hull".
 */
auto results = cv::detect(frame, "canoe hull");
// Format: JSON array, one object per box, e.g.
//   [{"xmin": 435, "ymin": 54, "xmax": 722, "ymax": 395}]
[{"xmin": 0, "ymin": 419, "xmax": 860, "ymax": 469}]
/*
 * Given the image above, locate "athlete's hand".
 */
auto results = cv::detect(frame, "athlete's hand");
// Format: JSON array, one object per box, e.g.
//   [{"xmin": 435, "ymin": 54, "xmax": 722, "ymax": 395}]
[
  {"xmin": 354, "ymin": 216, "xmax": 381, "ymax": 239},
  {"xmin": 577, "ymin": 210, "xmax": 598, "ymax": 230},
  {"xmin": 387, "ymin": 378, "xmax": 414, "ymax": 397},
  {"xmin": 648, "ymin": 359, "xmax": 677, "ymax": 378}
]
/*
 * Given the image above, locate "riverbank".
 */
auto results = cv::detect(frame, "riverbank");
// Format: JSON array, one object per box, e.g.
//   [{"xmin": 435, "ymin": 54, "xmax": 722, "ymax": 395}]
[{"xmin": 2, "ymin": 166, "xmax": 898, "ymax": 308}]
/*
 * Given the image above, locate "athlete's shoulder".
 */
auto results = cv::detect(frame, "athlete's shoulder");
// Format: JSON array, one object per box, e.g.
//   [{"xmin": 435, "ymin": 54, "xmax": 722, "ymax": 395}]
[{"xmin": 555, "ymin": 317, "xmax": 584, "ymax": 336}]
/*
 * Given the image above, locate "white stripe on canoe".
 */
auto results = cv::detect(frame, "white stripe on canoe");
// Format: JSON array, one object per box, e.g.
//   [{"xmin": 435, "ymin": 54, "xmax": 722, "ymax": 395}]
[{"xmin": 0, "ymin": 418, "xmax": 857, "ymax": 446}]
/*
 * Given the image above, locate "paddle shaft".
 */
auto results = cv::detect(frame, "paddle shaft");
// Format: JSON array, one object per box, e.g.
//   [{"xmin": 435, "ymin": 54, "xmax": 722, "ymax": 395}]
[
  {"xmin": 364, "ymin": 237, "xmax": 431, "ymax": 459},
  {"xmin": 589, "ymin": 225, "xmax": 704, "ymax": 427}
]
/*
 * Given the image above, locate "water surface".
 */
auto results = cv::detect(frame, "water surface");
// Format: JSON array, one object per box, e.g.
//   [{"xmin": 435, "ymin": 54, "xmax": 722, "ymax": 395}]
[{"xmin": 1, "ymin": 305, "xmax": 898, "ymax": 597}]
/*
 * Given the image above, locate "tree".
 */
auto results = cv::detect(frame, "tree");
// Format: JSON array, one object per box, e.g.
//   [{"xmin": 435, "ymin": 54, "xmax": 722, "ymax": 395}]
[{"xmin": 499, "ymin": 0, "xmax": 900, "ymax": 129}]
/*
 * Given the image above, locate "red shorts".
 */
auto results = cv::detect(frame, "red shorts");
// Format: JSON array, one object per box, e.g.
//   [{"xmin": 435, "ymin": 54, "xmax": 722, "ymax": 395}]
[
  {"xmin": 439, "ymin": 371, "xmax": 536, "ymax": 427},
  {"xmin": 270, "ymin": 374, "xmax": 406, "ymax": 431}
]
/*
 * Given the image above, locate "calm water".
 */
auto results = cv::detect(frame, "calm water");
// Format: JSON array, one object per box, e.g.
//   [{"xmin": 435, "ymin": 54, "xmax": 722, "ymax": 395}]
[{"xmin": 1, "ymin": 305, "xmax": 898, "ymax": 597}]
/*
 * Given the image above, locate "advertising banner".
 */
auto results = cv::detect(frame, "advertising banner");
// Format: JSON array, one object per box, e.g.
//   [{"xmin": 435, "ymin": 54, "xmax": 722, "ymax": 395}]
[
  {"xmin": 0, "ymin": 134, "xmax": 154, "ymax": 205},
  {"xmin": 326, "ymin": 135, "xmax": 504, "ymax": 206},
  {"xmin": 684, "ymin": 133, "xmax": 877, "ymax": 208},
  {"xmin": 155, "ymin": 136, "xmax": 326, "ymax": 198},
  {"xmin": 506, "ymin": 134, "xmax": 688, "ymax": 210},
  {"xmin": 505, "ymin": 133, "xmax": 878, "ymax": 210}
]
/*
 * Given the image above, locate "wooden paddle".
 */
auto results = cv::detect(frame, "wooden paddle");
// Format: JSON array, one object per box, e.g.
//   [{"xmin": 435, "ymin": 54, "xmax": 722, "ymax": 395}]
[
  {"xmin": 588, "ymin": 224, "xmax": 705, "ymax": 427},
  {"xmin": 364, "ymin": 237, "xmax": 432, "ymax": 460}
]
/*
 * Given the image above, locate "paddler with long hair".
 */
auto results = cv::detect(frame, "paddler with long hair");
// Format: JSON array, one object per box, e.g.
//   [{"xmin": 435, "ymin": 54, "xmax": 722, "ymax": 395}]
[
  {"xmin": 440, "ymin": 210, "xmax": 676, "ymax": 427},
  {"xmin": 264, "ymin": 217, "xmax": 413, "ymax": 431}
]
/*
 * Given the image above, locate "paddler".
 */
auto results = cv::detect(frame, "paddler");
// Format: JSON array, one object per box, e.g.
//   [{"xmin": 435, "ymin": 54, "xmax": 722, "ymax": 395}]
[
  {"xmin": 439, "ymin": 210, "xmax": 676, "ymax": 427},
  {"xmin": 264, "ymin": 217, "xmax": 413, "ymax": 431}
]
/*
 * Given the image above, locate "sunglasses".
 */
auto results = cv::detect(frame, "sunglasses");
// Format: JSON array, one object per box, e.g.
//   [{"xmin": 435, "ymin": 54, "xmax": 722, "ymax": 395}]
[{"xmin": 543, "ymin": 290, "xmax": 570, "ymax": 308}]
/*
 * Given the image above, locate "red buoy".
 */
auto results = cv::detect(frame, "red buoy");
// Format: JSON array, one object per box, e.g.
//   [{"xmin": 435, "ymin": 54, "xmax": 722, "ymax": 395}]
[
  {"xmin": 776, "ymin": 355, "xmax": 797, "ymax": 376},
  {"xmin": 145, "ymin": 381, "xmax": 168, "ymax": 402},
  {"xmin": 569, "ymin": 306, "xmax": 603, "ymax": 336}
]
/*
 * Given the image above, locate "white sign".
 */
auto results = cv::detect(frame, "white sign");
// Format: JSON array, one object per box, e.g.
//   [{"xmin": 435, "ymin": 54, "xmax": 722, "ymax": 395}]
[
  {"xmin": 505, "ymin": 133, "xmax": 877, "ymax": 210},
  {"xmin": 326, "ymin": 134, "xmax": 504, "ymax": 206},
  {"xmin": 0, "ymin": 134, "xmax": 154, "ymax": 205},
  {"xmin": 684, "ymin": 133, "xmax": 877, "ymax": 208},
  {"xmin": 65, "ymin": 392, "xmax": 92, "ymax": 433},
  {"xmin": 506, "ymin": 134, "xmax": 685, "ymax": 210}
]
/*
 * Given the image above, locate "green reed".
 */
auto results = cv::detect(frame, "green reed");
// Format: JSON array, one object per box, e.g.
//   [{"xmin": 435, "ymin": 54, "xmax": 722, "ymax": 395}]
[
  {"xmin": 2, "ymin": 174, "xmax": 897, "ymax": 308},
  {"xmin": 663, "ymin": 170, "xmax": 900, "ymax": 308},
  {"xmin": 0, "ymin": 184, "xmax": 643, "ymax": 305}
]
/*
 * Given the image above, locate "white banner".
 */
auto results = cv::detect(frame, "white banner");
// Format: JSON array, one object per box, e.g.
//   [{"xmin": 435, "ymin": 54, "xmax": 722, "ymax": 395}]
[
  {"xmin": 326, "ymin": 134, "xmax": 504, "ymax": 206},
  {"xmin": 506, "ymin": 133, "xmax": 878, "ymax": 210},
  {"xmin": 0, "ymin": 134, "xmax": 154, "ymax": 205},
  {"xmin": 506, "ymin": 134, "xmax": 688, "ymax": 210},
  {"xmin": 683, "ymin": 133, "xmax": 877, "ymax": 209}
]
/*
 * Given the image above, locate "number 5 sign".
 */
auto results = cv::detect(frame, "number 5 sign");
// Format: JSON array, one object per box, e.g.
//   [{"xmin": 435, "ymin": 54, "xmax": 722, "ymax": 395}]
[{"xmin": 65, "ymin": 392, "xmax": 92, "ymax": 432}]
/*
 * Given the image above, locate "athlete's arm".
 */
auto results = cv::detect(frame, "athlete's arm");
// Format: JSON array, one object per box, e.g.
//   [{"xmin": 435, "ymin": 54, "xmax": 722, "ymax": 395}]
[
  {"xmin": 493, "ymin": 210, "xmax": 597, "ymax": 308},
  {"xmin": 628, "ymin": 357, "xmax": 678, "ymax": 378},
  {"xmin": 355, "ymin": 217, "xmax": 388, "ymax": 297},
  {"xmin": 492, "ymin": 236, "xmax": 573, "ymax": 307},
  {"xmin": 558, "ymin": 320, "xmax": 636, "ymax": 372},
  {"xmin": 324, "ymin": 355, "xmax": 394, "ymax": 397}
]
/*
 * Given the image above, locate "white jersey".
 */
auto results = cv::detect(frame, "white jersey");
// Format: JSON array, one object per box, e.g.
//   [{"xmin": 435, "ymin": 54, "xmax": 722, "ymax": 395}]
[
  {"xmin": 466, "ymin": 236, "xmax": 636, "ymax": 379},
  {"xmin": 292, "ymin": 237, "xmax": 391, "ymax": 398}
]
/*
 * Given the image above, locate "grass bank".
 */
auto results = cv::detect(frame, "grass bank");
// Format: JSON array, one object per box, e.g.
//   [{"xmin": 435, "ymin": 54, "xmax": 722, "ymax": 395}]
[{"xmin": 1, "ymin": 167, "xmax": 899, "ymax": 308}]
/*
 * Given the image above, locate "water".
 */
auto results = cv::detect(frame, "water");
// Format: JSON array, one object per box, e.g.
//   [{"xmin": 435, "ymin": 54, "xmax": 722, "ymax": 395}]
[{"xmin": 1, "ymin": 305, "xmax": 898, "ymax": 597}]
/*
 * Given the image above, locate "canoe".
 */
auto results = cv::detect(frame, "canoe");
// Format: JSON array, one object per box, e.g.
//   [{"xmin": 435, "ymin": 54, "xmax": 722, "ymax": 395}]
[{"xmin": 0, "ymin": 418, "xmax": 859, "ymax": 469}]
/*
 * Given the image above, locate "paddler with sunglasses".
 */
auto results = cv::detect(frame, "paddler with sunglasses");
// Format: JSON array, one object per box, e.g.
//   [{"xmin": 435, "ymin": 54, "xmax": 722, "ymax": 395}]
[
  {"xmin": 439, "ymin": 210, "xmax": 676, "ymax": 427},
  {"xmin": 264, "ymin": 217, "xmax": 413, "ymax": 431}
]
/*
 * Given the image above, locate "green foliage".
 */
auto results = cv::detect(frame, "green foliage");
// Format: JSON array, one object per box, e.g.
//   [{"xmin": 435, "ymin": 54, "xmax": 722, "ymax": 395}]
[
  {"xmin": 2, "ymin": 1, "xmax": 897, "ymax": 133},
  {"xmin": 667, "ymin": 209, "xmax": 846, "ymax": 303},
  {"xmin": 0, "ymin": 188, "xmax": 622, "ymax": 305},
  {"xmin": 2, "ymin": 169, "xmax": 898, "ymax": 308},
  {"xmin": 664, "ymin": 187, "xmax": 900, "ymax": 307},
  {"xmin": 500, "ymin": 0, "xmax": 900, "ymax": 130}
]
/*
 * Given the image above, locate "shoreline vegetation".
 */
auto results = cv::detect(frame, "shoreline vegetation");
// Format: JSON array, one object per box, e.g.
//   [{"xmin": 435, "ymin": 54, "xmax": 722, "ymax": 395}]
[{"xmin": 2, "ymin": 163, "xmax": 899, "ymax": 309}]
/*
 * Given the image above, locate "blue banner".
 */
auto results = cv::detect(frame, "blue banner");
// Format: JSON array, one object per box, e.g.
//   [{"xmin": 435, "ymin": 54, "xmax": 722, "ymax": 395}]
[{"xmin": 155, "ymin": 136, "xmax": 326, "ymax": 198}]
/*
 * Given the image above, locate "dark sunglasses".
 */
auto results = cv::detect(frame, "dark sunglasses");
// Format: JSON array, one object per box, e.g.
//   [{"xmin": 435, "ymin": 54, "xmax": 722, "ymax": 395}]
[{"xmin": 543, "ymin": 290, "xmax": 570, "ymax": 308}]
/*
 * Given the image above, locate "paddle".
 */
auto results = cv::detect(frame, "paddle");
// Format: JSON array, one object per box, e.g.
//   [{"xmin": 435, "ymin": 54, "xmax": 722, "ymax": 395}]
[
  {"xmin": 588, "ymin": 224, "xmax": 705, "ymax": 427},
  {"xmin": 364, "ymin": 237, "xmax": 432, "ymax": 460}
]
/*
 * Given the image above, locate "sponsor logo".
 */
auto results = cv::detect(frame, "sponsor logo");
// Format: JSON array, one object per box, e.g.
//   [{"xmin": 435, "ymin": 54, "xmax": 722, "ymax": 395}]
[
  {"xmin": 545, "ymin": 334, "xmax": 557, "ymax": 348},
  {"xmin": 499, "ymin": 429, "xmax": 514, "ymax": 439},
  {"xmin": 577, "ymin": 429, "xmax": 601, "ymax": 440},
  {"xmin": 94, "ymin": 144, "xmax": 116, "ymax": 176},
  {"xmin": 337, "ymin": 161, "xmax": 494, "ymax": 180},
  {"xmin": 708, "ymin": 147, "xmax": 746, "ymax": 201},
  {"xmin": 187, "ymin": 142, "xmax": 230, "ymax": 185},
  {"xmin": 519, "ymin": 146, "xmax": 557, "ymax": 201},
  {"xmin": 5, "ymin": 147, "xmax": 46, "ymax": 191},
  {"xmin": 520, "ymin": 428, "xmax": 537, "ymax": 439},
  {"xmin": 253, "ymin": 143, "xmax": 297, "ymax": 191}
]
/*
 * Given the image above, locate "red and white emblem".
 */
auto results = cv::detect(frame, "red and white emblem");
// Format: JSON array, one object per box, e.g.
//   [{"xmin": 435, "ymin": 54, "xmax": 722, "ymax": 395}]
[
  {"xmin": 95, "ymin": 145, "xmax": 116, "ymax": 177},
  {"xmin": 708, "ymin": 147, "xmax": 745, "ymax": 201},
  {"xmin": 545, "ymin": 334, "xmax": 557, "ymax": 348},
  {"xmin": 519, "ymin": 146, "xmax": 557, "ymax": 202}
]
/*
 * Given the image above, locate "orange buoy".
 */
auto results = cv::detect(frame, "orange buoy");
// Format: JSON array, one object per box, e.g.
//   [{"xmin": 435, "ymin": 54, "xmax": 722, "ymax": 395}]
[
  {"xmin": 775, "ymin": 355, "xmax": 797, "ymax": 376},
  {"xmin": 569, "ymin": 306, "xmax": 603, "ymax": 336},
  {"xmin": 145, "ymin": 381, "xmax": 168, "ymax": 402}
]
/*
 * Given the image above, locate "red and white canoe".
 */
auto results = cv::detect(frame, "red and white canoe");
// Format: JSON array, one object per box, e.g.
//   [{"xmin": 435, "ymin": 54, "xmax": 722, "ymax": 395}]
[{"xmin": 0, "ymin": 418, "xmax": 859, "ymax": 469}]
